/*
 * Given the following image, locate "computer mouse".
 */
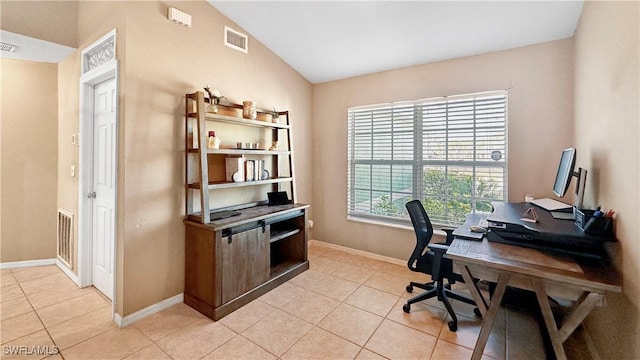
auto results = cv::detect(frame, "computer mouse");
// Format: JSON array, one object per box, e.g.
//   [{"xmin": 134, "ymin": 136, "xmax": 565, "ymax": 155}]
[{"xmin": 470, "ymin": 226, "xmax": 487, "ymax": 233}]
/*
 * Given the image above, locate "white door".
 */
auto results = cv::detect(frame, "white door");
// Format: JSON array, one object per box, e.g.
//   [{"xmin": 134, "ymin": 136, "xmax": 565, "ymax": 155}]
[{"xmin": 92, "ymin": 78, "xmax": 116, "ymax": 299}]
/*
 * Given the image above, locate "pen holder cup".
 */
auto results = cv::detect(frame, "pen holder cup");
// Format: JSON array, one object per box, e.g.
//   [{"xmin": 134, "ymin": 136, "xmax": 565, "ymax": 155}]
[{"xmin": 575, "ymin": 209, "xmax": 613, "ymax": 236}]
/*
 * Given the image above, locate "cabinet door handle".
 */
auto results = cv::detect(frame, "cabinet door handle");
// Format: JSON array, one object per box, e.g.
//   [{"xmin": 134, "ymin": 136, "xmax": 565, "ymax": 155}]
[
  {"xmin": 222, "ymin": 229, "xmax": 232, "ymax": 244},
  {"xmin": 260, "ymin": 220, "xmax": 266, "ymax": 233}
]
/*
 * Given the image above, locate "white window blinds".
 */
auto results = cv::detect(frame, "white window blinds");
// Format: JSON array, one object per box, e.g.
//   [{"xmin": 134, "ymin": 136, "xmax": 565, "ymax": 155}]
[{"xmin": 347, "ymin": 91, "xmax": 507, "ymax": 226}]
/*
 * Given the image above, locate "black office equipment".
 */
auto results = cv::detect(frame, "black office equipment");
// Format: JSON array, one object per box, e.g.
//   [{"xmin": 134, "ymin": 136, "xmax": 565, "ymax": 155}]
[
  {"xmin": 486, "ymin": 202, "xmax": 613, "ymax": 259},
  {"xmin": 267, "ymin": 191, "xmax": 291, "ymax": 206},
  {"xmin": 403, "ymin": 200, "xmax": 479, "ymax": 332},
  {"xmin": 575, "ymin": 208, "xmax": 613, "ymax": 235}
]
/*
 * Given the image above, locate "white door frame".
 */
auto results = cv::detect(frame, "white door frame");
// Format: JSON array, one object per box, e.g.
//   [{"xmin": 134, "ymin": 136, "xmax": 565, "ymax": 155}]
[{"xmin": 77, "ymin": 30, "xmax": 119, "ymax": 308}]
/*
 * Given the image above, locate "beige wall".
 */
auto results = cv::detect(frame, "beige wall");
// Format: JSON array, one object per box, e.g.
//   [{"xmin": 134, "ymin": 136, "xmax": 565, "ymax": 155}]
[
  {"xmin": 574, "ymin": 1, "xmax": 640, "ymax": 358},
  {"xmin": 57, "ymin": 49, "xmax": 81, "ymax": 271},
  {"xmin": 0, "ymin": 0, "xmax": 78, "ymax": 48},
  {"xmin": 2, "ymin": 0, "xmax": 313, "ymax": 317},
  {"xmin": 65, "ymin": 1, "xmax": 313, "ymax": 316},
  {"xmin": 1, "ymin": 59, "xmax": 58, "ymax": 262},
  {"xmin": 312, "ymin": 40, "xmax": 575, "ymax": 259}
]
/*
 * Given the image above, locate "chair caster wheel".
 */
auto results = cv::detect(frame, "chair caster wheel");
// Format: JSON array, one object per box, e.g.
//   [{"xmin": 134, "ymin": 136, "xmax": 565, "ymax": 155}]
[
  {"xmin": 403, "ymin": 303, "xmax": 411, "ymax": 313},
  {"xmin": 448, "ymin": 321, "xmax": 457, "ymax": 332},
  {"xmin": 406, "ymin": 285, "xmax": 413, "ymax": 293},
  {"xmin": 474, "ymin": 307, "xmax": 482, "ymax": 318}
]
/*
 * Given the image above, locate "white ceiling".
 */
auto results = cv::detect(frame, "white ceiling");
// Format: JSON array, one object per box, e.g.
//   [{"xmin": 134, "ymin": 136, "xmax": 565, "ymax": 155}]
[
  {"xmin": 210, "ymin": 1, "xmax": 584, "ymax": 84},
  {"xmin": 0, "ymin": 30, "xmax": 76, "ymax": 63}
]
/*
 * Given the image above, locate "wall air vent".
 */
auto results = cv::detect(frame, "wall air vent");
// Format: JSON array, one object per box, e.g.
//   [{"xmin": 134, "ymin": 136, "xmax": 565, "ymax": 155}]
[
  {"xmin": 168, "ymin": 7, "xmax": 192, "ymax": 27},
  {"xmin": 224, "ymin": 26, "xmax": 248, "ymax": 53},
  {"xmin": 1, "ymin": 42, "xmax": 17, "ymax": 53},
  {"xmin": 57, "ymin": 209, "xmax": 74, "ymax": 270}
]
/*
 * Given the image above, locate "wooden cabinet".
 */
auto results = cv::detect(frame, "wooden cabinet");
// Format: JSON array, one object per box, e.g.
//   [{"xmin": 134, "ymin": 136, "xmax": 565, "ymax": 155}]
[
  {"xmin": 183, "ymin": 92, "xmax": 308, "ymax": 320},
  {"xmin": 184, "ymin": 206, "xmax": 308, "ymax": 320}
]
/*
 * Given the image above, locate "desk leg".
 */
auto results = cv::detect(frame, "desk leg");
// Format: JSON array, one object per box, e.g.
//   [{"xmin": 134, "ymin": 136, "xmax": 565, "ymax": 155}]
[
  {"xmin": 532, "ymin": 279, "xmax": 567, "ymax": 360},
  {"xmin": 458, "ymin": 264, "xmax": 488, "ymax": 316},
  {"xmin": 471, "ymin": 273, "xmax": 511, "ymax": 360},
  {"xmin": 532, "ymin": 280, "xmax": 604, "ymax": 360},
  {"xmin": 557, "ymin": 292, "xmax": 603, "ymax": 342}
]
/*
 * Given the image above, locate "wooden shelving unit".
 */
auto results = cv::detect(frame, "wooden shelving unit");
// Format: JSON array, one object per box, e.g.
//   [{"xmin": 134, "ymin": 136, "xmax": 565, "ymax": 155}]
[
  {"xmin": 184, "ymin": 91, "xmax": 296, "ymax": 224},
  {"xmin": 183, "ymin": 91, "xmax": 308, "ymax": 321}
]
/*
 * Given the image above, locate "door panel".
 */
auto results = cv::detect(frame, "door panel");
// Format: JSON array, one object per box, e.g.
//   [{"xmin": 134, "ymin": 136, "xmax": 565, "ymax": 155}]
[
  {"xmin": 92, "ymin": 78, "xmax": 116, "ymax": 299},
  {"xmin": 220, "ymin": 226, "xmax": 270, "ymax": 304}
]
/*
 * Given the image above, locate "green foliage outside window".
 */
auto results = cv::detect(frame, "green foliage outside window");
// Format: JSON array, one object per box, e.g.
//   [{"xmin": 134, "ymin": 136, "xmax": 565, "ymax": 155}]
[{"xmin": 371, "ymin": 169, "xmax": 502, "ymax": 225}]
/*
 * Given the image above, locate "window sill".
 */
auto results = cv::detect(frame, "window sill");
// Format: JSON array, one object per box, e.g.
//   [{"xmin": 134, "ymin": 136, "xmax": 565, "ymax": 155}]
[{"xmin": 347, "ymin": 216, "xmax": 450, "ymax": 237}]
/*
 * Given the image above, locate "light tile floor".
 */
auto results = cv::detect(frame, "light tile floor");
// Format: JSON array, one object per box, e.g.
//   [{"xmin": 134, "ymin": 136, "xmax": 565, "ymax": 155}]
[{"xmin": 1, "ymin": 242, "xmax": 590, "ymax": 359}]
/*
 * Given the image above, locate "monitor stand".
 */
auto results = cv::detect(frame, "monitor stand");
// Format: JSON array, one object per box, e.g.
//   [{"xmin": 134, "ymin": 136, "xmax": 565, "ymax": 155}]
[{"xmin": 551, "ymin": 211, "xmax": 575, "ymax": 220}]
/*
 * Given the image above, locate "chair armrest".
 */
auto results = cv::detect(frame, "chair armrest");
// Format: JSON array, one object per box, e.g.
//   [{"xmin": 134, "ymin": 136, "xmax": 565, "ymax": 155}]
[
  {"xmin": 441, "ymin": 227, "xmax": 456, "ymax": 245},
  {"xmin": 426, "ymin": 242, "xmax": 450, "ymax": 280},
  {"xmin": 427, "ymin": 243, "xmax": 450, "ymax": 253}
]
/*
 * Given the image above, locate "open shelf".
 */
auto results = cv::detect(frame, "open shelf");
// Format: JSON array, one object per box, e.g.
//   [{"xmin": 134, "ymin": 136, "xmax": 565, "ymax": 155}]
[
  {"xmin": 187, "ymin": 148, "xmax": 291, "ymax": 156},
  {"xmin": 270, "ymin": 260, "xmax": 304, "ymax": 278},
  {"xmin": 186, "ymin": 112, "xmax": 290, "ymax": 129},
  {"xmin": 270, "ymin": 229, "xmax": 301, "ymax": 243},
  {"xmin": 187, "ymin": 177, "xmax": 294, "ymax": 190}
]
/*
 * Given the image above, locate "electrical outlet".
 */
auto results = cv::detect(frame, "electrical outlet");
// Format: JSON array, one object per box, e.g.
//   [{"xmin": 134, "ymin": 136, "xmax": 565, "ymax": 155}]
[{"xmin": 70, "ymin": 165, "xmax": 75, "ymax": 177}]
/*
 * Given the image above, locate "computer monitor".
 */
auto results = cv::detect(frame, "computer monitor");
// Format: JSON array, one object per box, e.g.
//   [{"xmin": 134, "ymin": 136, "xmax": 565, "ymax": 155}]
[
  {"xmin": 552, "ymin": 147, "xmax": 587, "ymax": 209},
  {"xmin": 553, "ymin": 148, "xmax": 576, "ymax": 197}
]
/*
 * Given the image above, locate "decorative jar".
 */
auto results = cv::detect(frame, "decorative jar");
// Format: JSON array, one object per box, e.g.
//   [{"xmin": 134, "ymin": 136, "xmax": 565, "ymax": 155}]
[{"xmin": 243, "ymin": 101, "xmax": 257, "ymax": 120}]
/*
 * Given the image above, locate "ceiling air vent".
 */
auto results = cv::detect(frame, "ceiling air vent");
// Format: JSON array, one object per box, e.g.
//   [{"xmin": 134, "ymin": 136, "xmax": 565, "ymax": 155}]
[
  {"xmin": 1, "ymin": 42, "xmax": 17, "ymax": 53},
  {"xmin": 224, "ymin": 26, "xmax": 248, "ymax": 53}
]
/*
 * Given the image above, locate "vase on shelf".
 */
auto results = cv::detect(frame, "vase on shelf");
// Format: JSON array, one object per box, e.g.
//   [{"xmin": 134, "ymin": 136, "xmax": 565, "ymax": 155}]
[
  {"xmin": 206, "ymin": 98, "xmax": 219, "ymax": 114},
  {"xmin": 243, "ymin": 101, "xmax": 256, "ymax": 120},
  {"xmin": 207, "ymin": 131, "xmax": 220, "ymax": 149}
]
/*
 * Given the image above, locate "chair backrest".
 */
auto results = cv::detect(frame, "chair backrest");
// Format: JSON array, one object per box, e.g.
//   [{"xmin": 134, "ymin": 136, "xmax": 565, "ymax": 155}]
[{"xmin": 405, "ymin": 200, "xmax": 434, "ymax": 270}]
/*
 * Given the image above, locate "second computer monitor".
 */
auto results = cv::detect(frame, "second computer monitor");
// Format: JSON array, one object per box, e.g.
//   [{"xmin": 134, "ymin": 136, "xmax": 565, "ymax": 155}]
[{"xmin": 553, "ymin": 148, "xmax": 576, "ymax": 198}]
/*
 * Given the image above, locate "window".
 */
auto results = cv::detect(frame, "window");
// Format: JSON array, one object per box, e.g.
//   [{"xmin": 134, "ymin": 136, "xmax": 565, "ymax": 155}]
[{"xmin": 347, "ymin": 91, "xmax": 507, "ymax": 226}]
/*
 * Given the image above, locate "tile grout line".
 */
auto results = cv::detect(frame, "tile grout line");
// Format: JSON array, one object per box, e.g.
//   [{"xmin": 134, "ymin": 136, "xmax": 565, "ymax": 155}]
[
  {"xmin": 5, "ymin": 245, "xmax": 549, "ymax": 359},
  {"xmin": 8, "ymin": 267, "xmax": 120, "ymax": 360},
  {"xmin": 314, "ymin": 252, "xmax": 490, "ymax": 358},
  {"xmin": 11, "ymin": 271, "xmax": 62, "ymax": 357}
]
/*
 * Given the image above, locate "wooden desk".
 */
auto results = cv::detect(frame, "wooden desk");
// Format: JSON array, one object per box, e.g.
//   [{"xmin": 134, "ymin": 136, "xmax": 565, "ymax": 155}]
[{"xmin": 447, "ymin": 238, "xmax": 621, "ymax": 360}]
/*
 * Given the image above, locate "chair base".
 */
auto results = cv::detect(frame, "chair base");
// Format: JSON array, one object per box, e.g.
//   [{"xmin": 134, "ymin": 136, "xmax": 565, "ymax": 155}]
[
  {"xmin": 405, "ymin": 281, "xmax": 435, "ymax": 294},
  {"xmin": 404, "ymin": 279, "xmax": 479, "ymax": 332}
]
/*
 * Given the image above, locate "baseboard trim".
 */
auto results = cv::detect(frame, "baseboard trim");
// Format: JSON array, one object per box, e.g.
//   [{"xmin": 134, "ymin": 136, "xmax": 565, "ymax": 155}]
[
  {"xmin": 114, "ymin": 293, "xmax": 184, "ymax": 328},
  {"xmin": 55, "ymin": 259, "xmax": 80, "ymax": 286},
  {"xmin": 0, "ymin": 258, "xmax": 57, "ymax": 270},
  {"xmin": 309, "ymin": 239, "xmax": 405, "ymax": 266}
]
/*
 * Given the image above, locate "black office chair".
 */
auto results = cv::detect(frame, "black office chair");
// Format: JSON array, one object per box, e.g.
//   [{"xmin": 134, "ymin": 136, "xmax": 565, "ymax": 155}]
[{"xmin": 403, "ymin": 200, "xmax": 479, "ymax": 331}]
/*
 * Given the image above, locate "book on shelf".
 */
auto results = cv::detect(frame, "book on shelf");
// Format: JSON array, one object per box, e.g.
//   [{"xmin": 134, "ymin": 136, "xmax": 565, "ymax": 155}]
[
  {"xmin": 255, "ymin": 160, "xmax": 263, "ymax": 181},
  {"xmin": 245, "ymin": 160, "xmax": 255, "ymax": 181},
  {"xmin": 225, "ymin": 155, "xmax": 245, "ymax": 182}
]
